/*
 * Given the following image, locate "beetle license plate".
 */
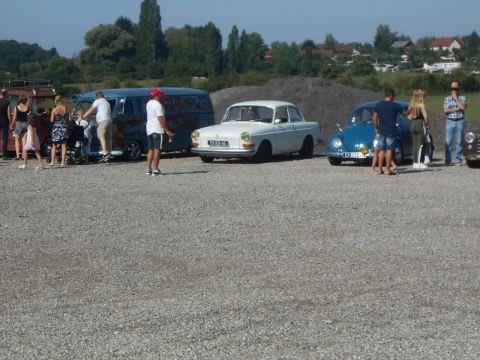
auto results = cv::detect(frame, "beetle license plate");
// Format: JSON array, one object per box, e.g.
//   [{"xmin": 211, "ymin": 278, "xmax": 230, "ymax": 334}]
[
  {"xmin": 208, "ymin": 140, "xmax": 229, "ymax": 147},
  {"xmin": 344, "ymin": 152, "xmax": 365, "ymax": 159}
]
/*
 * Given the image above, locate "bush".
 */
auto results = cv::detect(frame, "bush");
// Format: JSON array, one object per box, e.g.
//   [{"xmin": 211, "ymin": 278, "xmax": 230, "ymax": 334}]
[{"xmin": 104, "ymin": 78, "xmax": 121, "ymax": 89}]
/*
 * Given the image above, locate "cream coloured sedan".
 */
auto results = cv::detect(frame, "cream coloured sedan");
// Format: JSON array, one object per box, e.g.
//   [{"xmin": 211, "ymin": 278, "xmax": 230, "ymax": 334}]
[{"xmin": 191, "ymin": 101, "xmax": 321, "ymax": 162}]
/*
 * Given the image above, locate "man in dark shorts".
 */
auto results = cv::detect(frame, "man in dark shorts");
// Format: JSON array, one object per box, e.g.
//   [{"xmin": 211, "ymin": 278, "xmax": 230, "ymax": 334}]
[
  {"xmin": 0, "ymin": 89, "xmax": 11, "ymax": 159},
  {"xmin": 145, "ymin": 89, "xmax": 174, "ymax": 176},
  {"xmin": 373, "ymin": 88, "xmax": 407, "ymax": 175}
]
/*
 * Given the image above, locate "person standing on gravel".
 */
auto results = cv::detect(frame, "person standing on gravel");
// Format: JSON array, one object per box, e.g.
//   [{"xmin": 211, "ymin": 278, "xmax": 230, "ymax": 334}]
[
  {"xmin": 0, "ymin": 89, "xmax": 11, "ymax": 159},
  {"xmin": 373, "ymin": 88, "xmax": 407, "ymax": 175},
  {"xmin": 81, "ymin": 91, "xmax": 112, "ymax": 163},
  {"xmin": 145, "ymin": 88, "xmax": 174, "ymax": 176},
  {"xmin": 408, "ymin": 89, "xmax": 429, "ymax": 169},
  {"xmin": 444, "ymin": 81, "xmax": 467, "ymax": 165}
]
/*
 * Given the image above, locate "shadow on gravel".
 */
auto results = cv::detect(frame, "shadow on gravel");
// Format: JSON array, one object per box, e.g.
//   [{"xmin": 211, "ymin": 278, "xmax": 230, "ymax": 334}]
[
  {"xmin": 214, "ymin": 154, "xmax": 325, "ymax": 165},
  {"xmin": 163, "ymin": 170, "xmax": 209, "ymax": 176}
]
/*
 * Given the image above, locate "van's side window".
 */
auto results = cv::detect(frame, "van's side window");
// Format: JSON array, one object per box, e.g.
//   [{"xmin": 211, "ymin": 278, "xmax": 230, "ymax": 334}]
[{"xmin": 124, "ymin": 99, "xmax": 136, "ymax": 116}]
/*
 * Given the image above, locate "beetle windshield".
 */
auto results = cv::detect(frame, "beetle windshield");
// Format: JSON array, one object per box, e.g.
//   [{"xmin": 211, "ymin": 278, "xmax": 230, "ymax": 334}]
[
  {"xmin": 224, "ymin": 106, "xmax": 273, "ymax": 123},
  {"xmin": 351, "ymin": 107, "xmax": 375, "ymax": 124}
]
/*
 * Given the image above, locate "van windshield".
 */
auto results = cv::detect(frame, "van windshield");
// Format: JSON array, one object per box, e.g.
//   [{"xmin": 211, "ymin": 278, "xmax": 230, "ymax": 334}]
[{"xmin": 224, "ymin": 106, "xmax": 273, "ymax": 123}]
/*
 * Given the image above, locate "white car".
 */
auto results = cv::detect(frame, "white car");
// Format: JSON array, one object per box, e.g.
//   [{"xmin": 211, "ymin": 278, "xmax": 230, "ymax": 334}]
[{"xmin": 191, "ymin": 101, "xmax": 321, "ymax": 162}]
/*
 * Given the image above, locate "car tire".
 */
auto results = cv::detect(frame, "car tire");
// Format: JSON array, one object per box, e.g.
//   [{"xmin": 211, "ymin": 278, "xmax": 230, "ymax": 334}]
[
  {"xmin": 253, "ymin": 141, "xmax": 272, "ymax": 163},
  {"xmin": 200, "ymin": 156, "xmax": 214, "ymax": 163},
  {"xmin": 299, "ymin": 136, "xmax": 314, "ymax": 158},
  {"xmin": 394, "ymin": 144, "xmax": 404, "ymax": 165},
  {"xmin": 328, "ymin": 157, "xmax": 342, "ymax": 166},
  {"xmin": 466, "ymin": 160, "xmax": 480, "ymax": 168},
  {"xmin": 124, "ymin": 140, "xmax": 142, "ymax": 162}
]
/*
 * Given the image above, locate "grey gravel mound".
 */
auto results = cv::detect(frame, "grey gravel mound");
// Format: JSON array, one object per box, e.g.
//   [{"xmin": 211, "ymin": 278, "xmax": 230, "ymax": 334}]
[
  {"xmin": 1, "ymin": 156, "xmax": 480, "ymax": 358},
  {"xmin": 210, "ymin": 78, "xmax": 449, "ymax": 151}
]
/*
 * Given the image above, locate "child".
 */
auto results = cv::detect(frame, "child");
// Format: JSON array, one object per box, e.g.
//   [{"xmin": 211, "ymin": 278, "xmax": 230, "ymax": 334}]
[
  {"xmin": 19, "ymin": 114, "xmax": 43, "ymax": 170},
  {"xmin": 75, "ymin": 110, "xmax": 90, "ymax": 156}
]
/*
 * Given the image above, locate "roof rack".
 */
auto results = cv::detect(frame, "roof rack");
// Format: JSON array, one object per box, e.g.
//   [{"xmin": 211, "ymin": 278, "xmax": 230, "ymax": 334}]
[{"xmin": 2, "ymin": 79, "xmax": 52, "ymax": 89}]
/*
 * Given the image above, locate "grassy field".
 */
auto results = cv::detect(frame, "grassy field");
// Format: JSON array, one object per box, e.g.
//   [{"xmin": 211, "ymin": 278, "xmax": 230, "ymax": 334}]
[{"xmin": 397, "ymin": 93, "xmax": 480, "ymax": 120}]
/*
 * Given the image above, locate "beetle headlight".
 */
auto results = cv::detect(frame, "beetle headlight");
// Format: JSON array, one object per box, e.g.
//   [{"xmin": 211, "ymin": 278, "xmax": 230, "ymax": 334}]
[
  {"xmin": 331, "ymin": 138, "xmax": 343, "ymax": 149},
  {"xmin": 465, "ymin": 132, "xmax": 476, "ymax": 144},
  {"xmin": 240, "ymin": 132, "xmax": 250, "ymax": 142},
  {"xmin": 191, "ymin": 130, "xmax": 200, "ymax": 142}
]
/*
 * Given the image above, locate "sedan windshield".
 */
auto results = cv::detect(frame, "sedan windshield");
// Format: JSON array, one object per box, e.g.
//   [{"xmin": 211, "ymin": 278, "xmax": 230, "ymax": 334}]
[{"xmin": 224, "ymin": 106, "xmax": 273, "ymax": 123}]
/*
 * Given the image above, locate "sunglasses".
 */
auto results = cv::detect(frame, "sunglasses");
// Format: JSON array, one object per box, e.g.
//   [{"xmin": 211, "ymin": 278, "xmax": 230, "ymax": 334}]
[{"xmin": 451, "ymin": 88, "xmax": 459, "ymax": 91}]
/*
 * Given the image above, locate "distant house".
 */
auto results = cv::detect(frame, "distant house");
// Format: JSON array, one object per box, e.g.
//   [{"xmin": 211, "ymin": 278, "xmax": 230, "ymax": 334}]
[
  {"xmin": 264, "ymin": 50, "xmax": 273, "ymax": 61},
  {"xmin": 430, "ymin": 37, "xmax": 462, "ymax": 52},
  {"xmin": 391, "ymin": 40, "xmax": 413, "ymax": 53}
]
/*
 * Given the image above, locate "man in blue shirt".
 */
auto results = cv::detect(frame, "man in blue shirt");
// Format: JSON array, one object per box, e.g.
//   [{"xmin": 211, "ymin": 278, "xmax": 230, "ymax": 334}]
[
  {"xmin": 444, "ymin": 81, "xmax": 467, "ymax": 165},
  {"xmin": 373, "ymin": 88, "xmax": 407, "ymax": 175}
]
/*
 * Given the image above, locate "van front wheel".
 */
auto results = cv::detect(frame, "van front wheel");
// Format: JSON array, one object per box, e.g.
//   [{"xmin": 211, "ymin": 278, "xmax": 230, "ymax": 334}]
[{"xmin": 124, "ymin": 141, "xmax": 142, "ymax": 161}]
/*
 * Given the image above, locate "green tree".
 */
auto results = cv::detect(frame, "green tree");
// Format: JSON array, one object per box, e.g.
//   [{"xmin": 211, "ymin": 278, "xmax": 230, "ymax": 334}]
[
  {"xmin": 204, "ymin": 22, "xmax": 223, "ymax": 76},
  {"xmin": 137, "ymin": 0, "xmax": 167, "ymax": 63},
  {"xmin": 226, "ymin": 25, "xmax": 240, "ymax": 73},
  {"xmin": 47, "ymin": 56, "xmax": 81, "ymax": 85},
  {"xmin": 374, "ymin": 24, "xmax": 397, "ymax": 52},
  {"xmin": 270, "ymin": 42, "xmax": 299, "ymax": 76},
  {"xmin": 324, "ymin": 34, "xmax": 337, "ymax": 50},
  {"xmin": 115, "ymin": 16, "xmax": 136, "ymax": 34},
  {"xmin": 80, "ymin": 24, "xmax": 136, "ymax": 76},
  {"xmin": 238, "ymin": 31, "xmax": 267, "ymax": 73},
  {"xmin": 349, "ymin": 58, "xmax": 374, "ymax": 76}
]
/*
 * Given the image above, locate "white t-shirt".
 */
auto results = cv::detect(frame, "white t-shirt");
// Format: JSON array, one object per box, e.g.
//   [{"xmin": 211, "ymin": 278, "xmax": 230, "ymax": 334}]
[
  {"xmin": 146, "ymin": 99, "xmax": 166, "ymax": 135},
  {"xmin": 92, "ymin": 98, "xmax": 112, "ymax": 123}
]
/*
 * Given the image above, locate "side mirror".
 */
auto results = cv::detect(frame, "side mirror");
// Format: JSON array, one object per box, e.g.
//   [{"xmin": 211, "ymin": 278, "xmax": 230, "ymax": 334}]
[
  {"xmin": 274, "ymin": 119, "xmax": 283, "ymax": 125},
  {"xmin": 336, "ymin": 123, "xmax": 343, "ymax": 132},
  {"xmin": 351, "ymin": 117, "xmax": 357, "ymax": 124}
]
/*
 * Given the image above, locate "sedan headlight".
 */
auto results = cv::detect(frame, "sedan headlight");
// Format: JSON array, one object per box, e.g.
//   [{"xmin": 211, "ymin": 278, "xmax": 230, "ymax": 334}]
[
  {"xmin": 331, "ymin": 138, "xmax": 343, "ymax": 149},
  {"xmin": 191, "ymin": 130, "xmax": 200, "ymax": 142},
  {"xmin": 465, "ymin": 132, "xmax": 476, "ymax": 144},
  {"xmin": 240, "ymin": 132, "xmax": 250, "ymax": 142}
]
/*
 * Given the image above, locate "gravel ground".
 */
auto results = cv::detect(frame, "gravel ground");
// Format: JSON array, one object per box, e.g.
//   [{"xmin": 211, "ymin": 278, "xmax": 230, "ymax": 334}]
[{"xmin": 1, "ymin": 154, "xmax": 479, "ymax": 359}]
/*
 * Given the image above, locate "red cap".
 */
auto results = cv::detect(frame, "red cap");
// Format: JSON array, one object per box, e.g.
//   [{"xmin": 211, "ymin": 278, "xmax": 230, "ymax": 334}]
[{"xmin": 151, "ymin": 88, "xmax": 164, "ymax": 97}]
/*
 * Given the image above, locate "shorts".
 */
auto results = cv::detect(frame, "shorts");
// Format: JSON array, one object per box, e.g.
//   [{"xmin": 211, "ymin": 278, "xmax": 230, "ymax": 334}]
[
  {"xmin": 97, "ymin": 120, "xmax": 112, "ymax": 140},
  {"xmin": 148, "ymin": 133, "xmax": 164, "ymax": 150},
  {"xmin": 378, "ymin": 134, "xmax": 397, "ymax": 151},
  {"xmin": 13, "ymin": 121, "xmax": 27, "ymax": 137}
]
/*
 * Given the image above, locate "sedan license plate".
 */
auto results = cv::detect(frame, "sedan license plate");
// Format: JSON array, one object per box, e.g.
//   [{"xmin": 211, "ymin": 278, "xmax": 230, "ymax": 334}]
[
  {"xmin": 208, "ymin": 140, "xmax": 229, "ymax": 147},
  {"xmin": 344, "ymin": 152, "xmax": 365, "ymax": 159}
]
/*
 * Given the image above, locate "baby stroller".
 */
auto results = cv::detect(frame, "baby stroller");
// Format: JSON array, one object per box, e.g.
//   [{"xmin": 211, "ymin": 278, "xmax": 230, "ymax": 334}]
[{"xmin": 66, "ymin": 122, "xmax": 89, "ymax": 165}]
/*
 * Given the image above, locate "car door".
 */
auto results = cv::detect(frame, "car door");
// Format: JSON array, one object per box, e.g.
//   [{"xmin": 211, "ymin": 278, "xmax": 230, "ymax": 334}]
[
  {"xmin": 271, "ymin": 106, "xmax": 295, "ymax": 154},
  {"xmin": 397, "ymin": 114, "xmax": 412, "ymax": 158},
  {"xmin": 288, "ymin": 106, "xmax": 307, "ymax": 150}
]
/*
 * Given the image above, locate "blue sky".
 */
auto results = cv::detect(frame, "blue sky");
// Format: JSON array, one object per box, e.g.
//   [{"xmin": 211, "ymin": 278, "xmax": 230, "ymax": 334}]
[{"xmin": 1, "ymin": 0, "xmax": 478, "ymax": 57}]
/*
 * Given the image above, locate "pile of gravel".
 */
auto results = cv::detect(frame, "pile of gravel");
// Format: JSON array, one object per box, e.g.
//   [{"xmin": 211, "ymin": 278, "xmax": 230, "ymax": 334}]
[{"xmin": 210, "ymin": 78, "xmax": 447, "ymax": 151}]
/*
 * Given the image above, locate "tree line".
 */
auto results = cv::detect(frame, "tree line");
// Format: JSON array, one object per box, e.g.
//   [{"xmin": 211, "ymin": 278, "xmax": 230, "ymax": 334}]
[{"xmin": 1, "ymin": 0, "xmax": 480, "ymax": 95}]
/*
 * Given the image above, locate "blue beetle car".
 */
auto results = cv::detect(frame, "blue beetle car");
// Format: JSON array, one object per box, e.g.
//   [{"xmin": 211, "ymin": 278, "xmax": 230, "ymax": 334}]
[{"xmin": 327, "ymin": 101, "xmax": 413, "ymax": 165}]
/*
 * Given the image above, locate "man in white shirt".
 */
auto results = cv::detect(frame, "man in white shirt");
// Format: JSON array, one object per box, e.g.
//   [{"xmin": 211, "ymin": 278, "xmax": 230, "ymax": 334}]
[
  {"xmin": 145, "ymin": 88, "xmax": 174, "ymax": 176},
  {"xmin": 81, "ymin": 91, "xmax": 112, "ymax": 162}
]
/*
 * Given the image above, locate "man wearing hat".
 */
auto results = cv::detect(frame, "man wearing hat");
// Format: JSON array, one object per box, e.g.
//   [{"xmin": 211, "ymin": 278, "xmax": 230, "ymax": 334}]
[
  {"xmin": 444, "ymin": 81, "xmax": 467, "ymax": 165},
  {"xmin": 145, "ymin": 88, "xmax": 174, "ymax": 176}
]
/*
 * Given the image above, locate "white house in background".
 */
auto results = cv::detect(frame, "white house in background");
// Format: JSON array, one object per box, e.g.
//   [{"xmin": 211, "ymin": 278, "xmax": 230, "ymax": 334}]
[
  {"xmin": 430, "ymin": 37, "xmax": 462, "ymax": 53},
  {"xmin": 374, "ymin": 63, "xmax": 395, "ymax": 73},
  {"xmin": 423, "ymin": 62, "xmax": 462, "ymax": 74}
]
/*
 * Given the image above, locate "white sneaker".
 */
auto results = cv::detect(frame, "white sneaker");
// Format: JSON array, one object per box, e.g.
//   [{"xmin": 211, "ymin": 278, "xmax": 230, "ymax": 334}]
[
  {"xmin": 424, "ymin": 156, "xmax": 431, "ymax": 165},
  {"xmin": 418, "ymin": 163, "xmax": 428, "ymax": 170},
  {"xmin": 412, "ymin": 163, "xmax": 419, "ymax": 169}
]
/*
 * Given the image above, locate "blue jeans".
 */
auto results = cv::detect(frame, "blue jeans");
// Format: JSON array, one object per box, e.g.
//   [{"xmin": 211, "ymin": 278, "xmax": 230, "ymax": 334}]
[
  {"xmin": 445, "ymin": 119, "xmax": 464, "ymax": 163},
  {"xmin": 378, "ymin": 134, "xmax": 396, "ymax": 151}
]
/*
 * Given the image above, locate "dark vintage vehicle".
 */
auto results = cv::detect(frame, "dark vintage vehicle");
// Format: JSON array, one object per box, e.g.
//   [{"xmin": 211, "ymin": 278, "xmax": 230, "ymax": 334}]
[
  {"xmin": 327, "ymin": 101, "xmax": 412, "ymax": 165},
  {"xmin": 1, "ymin": 80, "xmax": 56, "ymax": 156},
  {"xmin": 463, "ymin": 121, "xmax": 480, "ymax": 168},
  {"xmin": 74, "ymin": 87, "xmax": 214, "ymax": 161}
]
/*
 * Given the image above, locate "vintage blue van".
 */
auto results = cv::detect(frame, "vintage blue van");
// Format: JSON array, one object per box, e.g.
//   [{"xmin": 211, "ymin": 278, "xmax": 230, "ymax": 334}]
[
  {"xmin": 73, "ymin": 88, "xmax": 214, "ymax": 160},
  {"xmin": 327, "ymin": 101, "xmax": 412, "ymax": 165}
]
